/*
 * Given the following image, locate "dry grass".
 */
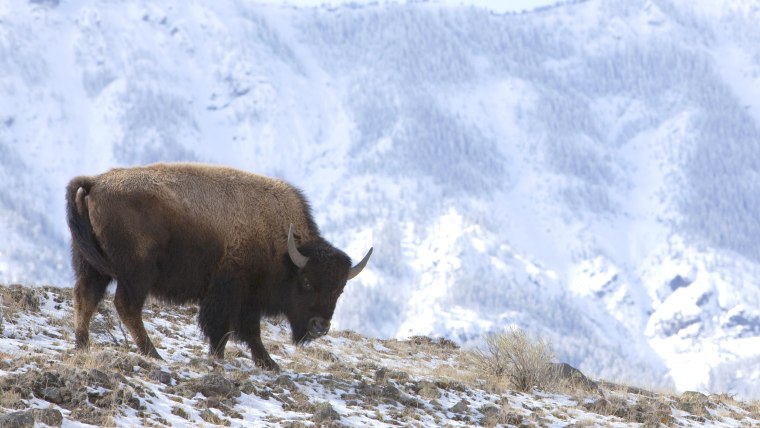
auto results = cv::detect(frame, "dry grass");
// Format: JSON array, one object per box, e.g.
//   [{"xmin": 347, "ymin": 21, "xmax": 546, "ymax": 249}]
[
  {"xmin": 582, "ymin": 393, "xmax": 672, "ymax": 425},
  {"xmin": 62, "ymin": 346, "xmax": 141, "ymax": 372},
  {"xmin": 711, "ymin": 393, "xmax": 760, "ymax": 419},
  {"xmin": 0, "ymin": 284, "xmax": 41, "ymax": 321},
  {"xmin": 572, "ymin": 418, "xmax": 598, "ymax": 427},
  {"xmin": 2, "ymin": 284, "xmax": 759, "ymax": 428},
  {"xmin": 0, "ymin": 389, "xmax": 24, "ymax": 410},
  {"xmin": 469, "ymin": 327, "xmax": 558, "ymax": 392},
  {"xmin": 0, "ymin": 348, "xmax": 149, "ymax": 427},
  {"xmin": 430, "ymin": 359, "xmax": 480, "ymax": 386}
]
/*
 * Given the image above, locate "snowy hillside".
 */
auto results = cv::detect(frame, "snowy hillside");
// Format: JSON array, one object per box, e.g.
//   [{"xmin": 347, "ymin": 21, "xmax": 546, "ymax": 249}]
[
  {"xmin": 2, "ymin": 284, "xmax": 759, "ymax": 427},
  {"xmin": 2, "ymin": 0, "xmax": 760, "ymax": 398}
]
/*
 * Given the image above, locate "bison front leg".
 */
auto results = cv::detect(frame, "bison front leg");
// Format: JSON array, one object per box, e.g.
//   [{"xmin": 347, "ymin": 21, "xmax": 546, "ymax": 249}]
[
  {"xmin": 250, "ymin": 333, "xmax": 280, "ymax": 371},
  {"xmin": 208, "ymin": 334, "xmax": 230, "ymax": 359},
  {"xmin": 199, "ymin": 303, "xmax": 232, "ymax": 360},
  {"xmin": 240, "ymin": 320, "xmax": 280, "ymax": 372},
  {"xmin": 200, "ymin": 273, "xmax": 241, "ymax": 360}
]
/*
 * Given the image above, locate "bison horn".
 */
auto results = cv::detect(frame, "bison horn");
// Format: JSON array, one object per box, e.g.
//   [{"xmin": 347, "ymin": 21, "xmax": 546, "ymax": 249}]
[
  {"xmin": 347, "ymin": 247, "xmax": 373, "ymax": 280},
  {"xmin": 288, "ymin": 224, "xmax": 309, "ymax": 268}
]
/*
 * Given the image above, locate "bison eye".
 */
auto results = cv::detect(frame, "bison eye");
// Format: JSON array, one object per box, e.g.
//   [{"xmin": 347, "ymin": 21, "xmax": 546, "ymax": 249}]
[{"xmin": 302, "ymin": 278, "xmax": 313, "ymax": 291}]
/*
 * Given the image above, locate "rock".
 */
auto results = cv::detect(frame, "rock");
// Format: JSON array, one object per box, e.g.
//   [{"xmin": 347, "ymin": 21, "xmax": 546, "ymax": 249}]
[
  {"xmin": 274, "ymin": 375, "xmax": 296, "ymax": 390},
  {"xmin": 118, "ymin": 390, "xmax": 143, "ymax": 410},
  {"xmin": 40, "ymin": 387, "xmax": 63, "ymax": 404},
  {"xmin": 435, "ymin": 379, "xmax": 467, "ymax": 392},
  {"xmin": 374, "ymin": 368, "xmax": 387, "ymax": 382},
  {"xmin": 192, "ymin": 374, "xmax": 240, "ymax": 399},
  {"xmin": 312, "ymin": 403, "xmax": 340, "ymax": 423},
  {"xmin": 478, "ymin": 405, "xmax": 519, "ymax": 426},
  {"xmin": 86, "ymin": 369, "xmax": 112, "ymax": 387},
  {"xmin": 408, "ymin": 336, "xmax": 459, "ymax": 349},
  {"xmin": 0, "ymin": 409, "xmax": 63, "ymax": 428},
  {"xmin": 503, "ymin": 412, "xmax": 525, "ymax": 426},
  {"xmin": 676, "ymin": 391, "xmax": 711, "ymax": 417},
  {"xmin": 33, "ymin": 371, "xmax": 63, "ymax": 389},
  {"xmin": 582, "ymin": 398, "xmax": 609, "ymax": 414},
  {"xmin": 388, "ymin": 370, "xmax": 410, "ymax": 381},
  {"xmin": 551, "ymin": 363, "xmax": 598, "ymax": 391},
  {"xmin": 356, "ymin": 380, "xmax": 381, "ymax": 398},
  {"xmin": 199, "ymin": 409, "xmax": 230, "ymax": 426},
  {"xmin": 238, "ymin": 380, "xmax": 257, "ymax": 395},
  {"xmin": 30, "ymin": 371, "xmax": 72, "ymax": 405},
  {"xmin": 149, "ymin": 369, "xmax": 172, "ymax": 385},
  {"xmin": 30, "ymin": 409, "xmax": 63, "ymax": 427},
  {"xmin": 317, "ymin": 378, "xmax": 339, "ymax": 390},
  {"xmin": 416, "ymin": 381, "xmax": 440, "ymax": 400},
  {"xmin": 450, "ymin": 399, "xmax": 469, "ymax": 413},
  {"xmin": 399, "ymin": 395, "xmax": 424, "ymax": 408},
  {"xmin": 381, "ymin": 384, "xmax": 400, "ymax": 400},
  {"xmin": 0, "ymin": 411, "xmax": 34, "ymax": 428},
  {"xmin": 479, "ymin": 404, "xmax": 501, "ymax": 419}
]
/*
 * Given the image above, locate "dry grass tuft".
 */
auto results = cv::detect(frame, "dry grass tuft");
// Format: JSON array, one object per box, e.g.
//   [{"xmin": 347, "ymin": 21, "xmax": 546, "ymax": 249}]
[
  {"xmin": 470, "ymin": 327, "xmax": 558, "ymax": 392},
  {"xmin": 0, "ymin": 284, "xmax": 42, "ymax": 321},
  {"xmin": 0, "ymin": 389, "xmax": 24, "ymax": 410},
  {"xmin": 431, "ymin": 359, "xmax": 480, "ymax": 386}
]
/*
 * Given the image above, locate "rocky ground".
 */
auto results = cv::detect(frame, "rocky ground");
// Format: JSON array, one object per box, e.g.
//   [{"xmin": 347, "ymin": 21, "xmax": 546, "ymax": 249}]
[{"xmin": 0, "ymin": 284, "xmax": 758, "ymax": 427}]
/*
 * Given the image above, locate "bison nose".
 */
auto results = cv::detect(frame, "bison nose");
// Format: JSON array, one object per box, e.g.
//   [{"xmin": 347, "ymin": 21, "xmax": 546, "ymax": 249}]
[{"xmin": 308, "ymin": 317, "xmax": 330, "ymax": 337}]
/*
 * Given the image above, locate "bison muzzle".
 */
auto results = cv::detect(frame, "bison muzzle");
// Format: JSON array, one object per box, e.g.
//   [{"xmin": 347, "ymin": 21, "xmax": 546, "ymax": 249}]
[{"xmin": 65, "ymin": 163, "xmax": 372, "ymax": 371}]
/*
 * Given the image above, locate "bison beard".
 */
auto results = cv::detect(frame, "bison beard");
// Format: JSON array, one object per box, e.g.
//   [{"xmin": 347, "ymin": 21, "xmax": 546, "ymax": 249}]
[{"xmin": 65, "ymin": 163, "xmax": 372, "ymax": 371}]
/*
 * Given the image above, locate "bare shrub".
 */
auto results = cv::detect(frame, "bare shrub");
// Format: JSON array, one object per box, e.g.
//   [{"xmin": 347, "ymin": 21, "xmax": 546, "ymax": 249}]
[{"xmin": 471, "ymin": 327, "xmax": 557, "ymax": 392}]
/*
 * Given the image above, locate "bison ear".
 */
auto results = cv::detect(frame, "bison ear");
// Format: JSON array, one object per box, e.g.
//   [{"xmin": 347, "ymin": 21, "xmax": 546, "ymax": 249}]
[
  {"xmin": 287, "ymin": 224, "xmax": 309, "ymax": 269},
  {"xmin": 347, "ymin": 247, "xmax": 373, "ymax": 280}
]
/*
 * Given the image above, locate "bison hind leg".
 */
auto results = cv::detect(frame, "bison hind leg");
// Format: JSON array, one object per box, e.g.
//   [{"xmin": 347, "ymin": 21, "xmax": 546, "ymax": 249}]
[
  {"xmin": 72, "ymin": 248, "xmax": 112, "ymax": 351},
  {"xmin": 113, "ymin": 281, "xmax": 162, "ymax": 360}
]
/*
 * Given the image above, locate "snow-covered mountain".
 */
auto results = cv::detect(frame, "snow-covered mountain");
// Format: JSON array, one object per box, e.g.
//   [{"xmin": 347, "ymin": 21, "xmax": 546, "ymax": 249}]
[{"xmin": 2, "ymin": 0, "xmax": 760, "ymax": 398}]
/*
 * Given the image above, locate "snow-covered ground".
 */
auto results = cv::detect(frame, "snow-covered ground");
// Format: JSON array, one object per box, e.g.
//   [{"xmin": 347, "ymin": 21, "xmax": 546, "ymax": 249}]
[{"xmin": 1, "ymin": 284, "xmax": 758, "ymax": 427}]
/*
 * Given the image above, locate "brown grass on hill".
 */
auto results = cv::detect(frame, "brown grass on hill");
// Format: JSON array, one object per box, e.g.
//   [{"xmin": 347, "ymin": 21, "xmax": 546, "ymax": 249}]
[
  {"xmin": 0, "ymin": 284, "xmax": 41, "ymax": 320},
  {"xmin": 470, "ymin": 327, "xmax": 558, "ymax": 393}
]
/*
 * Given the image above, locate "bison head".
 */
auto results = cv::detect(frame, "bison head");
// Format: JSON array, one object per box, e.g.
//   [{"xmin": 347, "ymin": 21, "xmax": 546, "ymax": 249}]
[{"xmin": 284, "ymin": 224, "xmax": 372, "ymax": 344}]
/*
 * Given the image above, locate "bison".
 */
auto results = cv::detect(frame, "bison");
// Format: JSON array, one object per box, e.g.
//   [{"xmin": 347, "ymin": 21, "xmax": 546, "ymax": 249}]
[{"xmin": 65, "ymin": 162, "xmax": 372, "ymax": 371}]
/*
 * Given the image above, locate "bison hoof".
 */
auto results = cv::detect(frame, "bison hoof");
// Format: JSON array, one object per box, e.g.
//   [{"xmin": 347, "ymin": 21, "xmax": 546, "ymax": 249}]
[
  {"xmin": 142, "ymin": 347, "xmax": 164, "ymax": 361},
  {"xmin": 75, "ymin": 332, "xmax": 90, "ymax": 350},
  {"xmin": 256, "ymin": 357, "xmax": 280, "ymax": 372}
]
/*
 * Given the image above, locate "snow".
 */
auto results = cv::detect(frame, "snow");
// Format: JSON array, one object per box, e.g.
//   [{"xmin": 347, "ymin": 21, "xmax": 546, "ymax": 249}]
[
  {"xmin": 2, "ymin": 0, "xmax": 760, "ymax": 399},
  {"xmin": 257, "ymin": 0, "xmax": 562, "ymax": 13}
]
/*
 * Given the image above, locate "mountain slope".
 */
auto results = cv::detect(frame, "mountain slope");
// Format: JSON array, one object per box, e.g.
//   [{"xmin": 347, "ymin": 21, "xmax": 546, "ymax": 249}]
[
  {"xmin": 1, "ymin": 284, "xmax": 759, "ymax": 427},
  {"xmin": 2, "ymin": 0, "xmax": 760, "ymax": 397}
]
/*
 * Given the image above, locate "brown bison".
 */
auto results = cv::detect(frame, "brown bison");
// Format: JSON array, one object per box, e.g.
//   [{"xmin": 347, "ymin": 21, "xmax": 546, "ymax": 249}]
[{"xmin": 65, "ymin": 162, "xmax": 372, "ymax": 371}]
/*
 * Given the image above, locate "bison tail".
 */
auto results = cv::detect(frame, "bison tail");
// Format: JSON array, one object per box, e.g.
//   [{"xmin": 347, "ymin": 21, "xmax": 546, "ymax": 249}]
[{"xmin": 66, "ymin": 177, "xmax": 115, "ymax": 277}]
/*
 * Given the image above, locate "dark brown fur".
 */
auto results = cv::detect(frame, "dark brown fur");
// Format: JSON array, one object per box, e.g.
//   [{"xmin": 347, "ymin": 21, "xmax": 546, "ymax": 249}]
[{"xmin": 66, "ymin": 162, "xmax": 370, "ymax": 370}]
